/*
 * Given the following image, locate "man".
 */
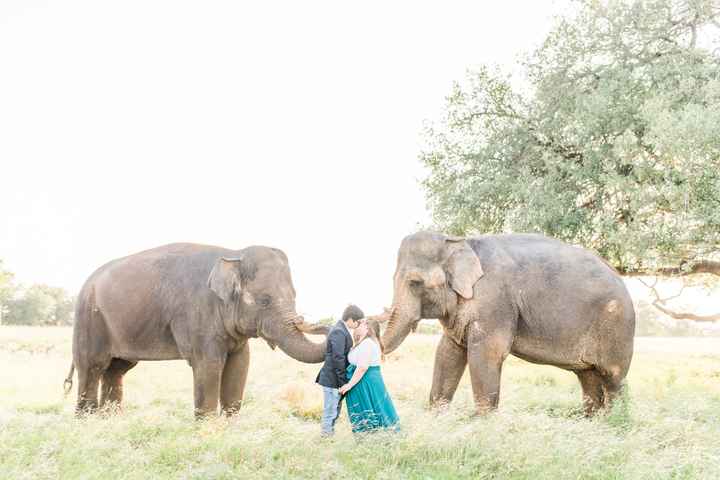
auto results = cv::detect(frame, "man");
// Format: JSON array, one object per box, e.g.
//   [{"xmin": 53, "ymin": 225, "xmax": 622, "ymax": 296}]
[{"xmin": 315, "ymin": 304, "xmax": 364, "ymax": 436}]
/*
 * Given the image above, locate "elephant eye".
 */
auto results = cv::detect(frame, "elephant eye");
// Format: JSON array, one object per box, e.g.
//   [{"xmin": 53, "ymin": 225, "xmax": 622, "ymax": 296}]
[
  {"xmin": 258, "ymin": 295, "xmax": 272, "ymax": 307},
  {"xmin": 409, "ymin": 279, "xmax": 423, "ymax": 289}
]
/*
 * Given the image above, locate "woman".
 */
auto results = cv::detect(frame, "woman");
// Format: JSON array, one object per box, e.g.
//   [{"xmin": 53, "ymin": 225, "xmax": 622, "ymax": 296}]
[{"xmin": 338, "ymin": 319, "xmax": 399, "ymax": 433}]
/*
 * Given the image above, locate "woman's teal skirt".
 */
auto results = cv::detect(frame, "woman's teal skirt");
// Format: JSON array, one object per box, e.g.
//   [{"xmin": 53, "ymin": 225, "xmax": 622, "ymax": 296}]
[{"xmin": 345, "ymin": 364, "xmax": 400, "ymax": 433}]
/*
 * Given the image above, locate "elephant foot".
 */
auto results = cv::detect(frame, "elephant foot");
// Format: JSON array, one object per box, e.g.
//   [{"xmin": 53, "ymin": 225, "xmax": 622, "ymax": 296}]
[
  {"xmin": 221, "ymin": 402, "xmax": 243, "ymax": 416},
  {"xmin": 575, "ymin": 368, "xmax": 626, "ymax": 417},
  {"xmin": 473, "ymin": 402, "xmax": 497, "ymax": 416},
  {"xmin": 194, "ymin": 409, "xmax": 219, "ymax": 420},
  {"xmin": 428, "ymin": 395, "xmax": 453, "ymax": 411},
  {"xmin": 75, "ymin": 399, "xmax": 99, "ymax": 417}
]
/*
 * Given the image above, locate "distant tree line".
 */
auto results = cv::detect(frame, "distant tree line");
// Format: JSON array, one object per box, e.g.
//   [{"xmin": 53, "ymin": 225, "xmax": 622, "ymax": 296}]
[{"xmin": 0, "ymin": 259, "xmax": 74, "ymax": 326}]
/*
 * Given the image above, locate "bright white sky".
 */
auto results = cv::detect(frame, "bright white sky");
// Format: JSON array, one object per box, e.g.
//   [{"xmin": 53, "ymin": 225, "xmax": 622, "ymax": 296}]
[{"xmin": 0, "ymin": 0, "xmax": 570, "ymax": 319}]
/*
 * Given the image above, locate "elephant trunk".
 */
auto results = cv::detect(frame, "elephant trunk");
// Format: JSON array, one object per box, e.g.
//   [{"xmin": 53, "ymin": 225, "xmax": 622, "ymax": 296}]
[
  {"xmin": 381, "ymin": 266, "xmax": 424, "ymax": 354},
  {"xmin": 295, "ymin": 320, "xmax": 330, "ymax": 336},
  {"xmin": 276, "ymin": 324, "xmax": 327, "ymax": 363},
  {"xmin": 381, "ymin": 303, "xmax": 419, "ymax": 354}
]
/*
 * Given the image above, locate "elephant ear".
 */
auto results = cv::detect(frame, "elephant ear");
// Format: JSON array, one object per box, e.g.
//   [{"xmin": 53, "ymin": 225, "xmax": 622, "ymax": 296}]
[
  {"xmin": 445, "ymin": 238, "xmax": 484, "ymax": 300},
  {"xmin": 208, "ymin": 257, "xmax": 243, "ymax": 303}
]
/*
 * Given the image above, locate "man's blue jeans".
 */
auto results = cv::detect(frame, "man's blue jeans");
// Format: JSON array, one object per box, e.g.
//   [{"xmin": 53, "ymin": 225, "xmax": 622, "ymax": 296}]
[{"xmin": 321, "ymin": 386, "xmax": 343, "ymax": 435}]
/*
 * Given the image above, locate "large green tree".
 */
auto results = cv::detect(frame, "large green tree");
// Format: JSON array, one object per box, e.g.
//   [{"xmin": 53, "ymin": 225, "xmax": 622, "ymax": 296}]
[
  {"xmin": 422, "ymin": 0, "xmax": 720, "ymax": 319},
  {"xmin": 423, "ymin": 1, "xmax": 719, "ymax": 268}
]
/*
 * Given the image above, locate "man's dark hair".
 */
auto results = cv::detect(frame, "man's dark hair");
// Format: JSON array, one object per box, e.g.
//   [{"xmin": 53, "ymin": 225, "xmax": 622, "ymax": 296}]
[{"xmin": 342, "ymin": 304, "xmax": 364, "ymax": 323}]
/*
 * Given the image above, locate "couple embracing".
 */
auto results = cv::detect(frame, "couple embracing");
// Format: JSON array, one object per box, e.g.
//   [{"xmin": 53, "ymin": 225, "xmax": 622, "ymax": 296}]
[{"xmin": 316, "ymin": 305, "xmax": 400, "ymax": 437}]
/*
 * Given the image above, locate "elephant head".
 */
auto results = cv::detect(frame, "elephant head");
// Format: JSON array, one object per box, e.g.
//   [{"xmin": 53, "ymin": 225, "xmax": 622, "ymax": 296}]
[
  {"xmin": 382, "ymin": 231, "xmax": 484, "ymax": 353},
  {"xmin": 208, "ymin": 246, "xmax": 326, "ymax": 363}
]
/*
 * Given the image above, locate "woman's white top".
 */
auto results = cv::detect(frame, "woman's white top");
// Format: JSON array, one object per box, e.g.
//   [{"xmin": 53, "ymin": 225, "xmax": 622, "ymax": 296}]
[{"xmin": 348, "ymin": 338, "xmax": 382, "ymax": 367}]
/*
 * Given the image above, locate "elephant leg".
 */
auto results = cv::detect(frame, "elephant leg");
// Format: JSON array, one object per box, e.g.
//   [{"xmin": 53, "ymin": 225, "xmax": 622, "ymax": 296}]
[
  {"xmin": 192, "ymin": 358, "xmax": 225, "ymax": 418},
  {"xmin": 575, "ymin": 369, "xmax": 605, "ymax": 416},
  {"xmin": 575, "ymin": 368, "xmax": 605, "ymax": 417},
  {"xmin": 429, "ymin": 333, "xmax": 467, "ymax": 407},
  {"xmin": 600, "ymin": 370, "xmax": 625, "ymax": 411},
  {"xmin": 220, "ymin": 341, "xmax": 250, "ymax": 415},
  {"xmin": 76, "ymin": 365, "xmax": 103, "ymax": 414},
  {"xmin": 100, "ymin": 358, "xmax": 138, "ymax": 408},
  {"xmin": 466, "ymin": 322, "xmax": 512, "ymax": 414}
]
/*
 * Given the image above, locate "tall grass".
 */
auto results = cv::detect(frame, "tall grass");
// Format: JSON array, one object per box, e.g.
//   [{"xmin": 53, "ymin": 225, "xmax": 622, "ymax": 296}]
[{"xmin": 1, "ymin": 327, "xmax": 719, "ymax": 479}]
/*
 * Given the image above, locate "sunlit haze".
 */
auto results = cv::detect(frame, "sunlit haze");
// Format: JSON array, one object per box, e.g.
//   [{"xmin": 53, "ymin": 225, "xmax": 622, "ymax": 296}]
[{"xmin": 1, "ymin": 1, "xmax": 569, "ymax": 319}]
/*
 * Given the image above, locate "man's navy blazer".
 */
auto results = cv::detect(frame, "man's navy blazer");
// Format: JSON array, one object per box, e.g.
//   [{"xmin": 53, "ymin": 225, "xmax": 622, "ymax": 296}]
[{"xmin": 315, "ymin": 320, "xmax": 353, "ymax": 388}]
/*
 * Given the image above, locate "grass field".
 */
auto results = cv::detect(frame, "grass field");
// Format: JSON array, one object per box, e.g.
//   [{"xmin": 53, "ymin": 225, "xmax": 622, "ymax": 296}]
[{"xmin": 1, "ymin": 326, "xmax": 719, "ymax": 479}]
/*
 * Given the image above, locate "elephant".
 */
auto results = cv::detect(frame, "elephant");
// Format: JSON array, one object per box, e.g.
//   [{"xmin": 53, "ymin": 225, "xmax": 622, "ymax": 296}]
[
  {"xmin": 380, "ymin": 231, "xmax": 635, "ymax": 416},
  {"xmin": 63, "ymin": 243, "xmax": 327, "ymax": 417}
]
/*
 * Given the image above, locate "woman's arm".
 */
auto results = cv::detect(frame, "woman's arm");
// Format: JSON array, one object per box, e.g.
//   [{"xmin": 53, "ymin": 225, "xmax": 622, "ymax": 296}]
[
  {"xmin": 339, "ymin": 364, "xmax": 367, "ymax": 394},
  {"xmin": 339, "ymin": 341, "xmax": 371, "ymax": 394}
]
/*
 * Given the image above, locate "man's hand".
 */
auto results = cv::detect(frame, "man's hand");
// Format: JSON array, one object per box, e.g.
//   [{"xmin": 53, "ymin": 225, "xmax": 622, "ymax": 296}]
[{"xmin": 338, "ymin": 384, "xmax": 351, "ymax": 395}]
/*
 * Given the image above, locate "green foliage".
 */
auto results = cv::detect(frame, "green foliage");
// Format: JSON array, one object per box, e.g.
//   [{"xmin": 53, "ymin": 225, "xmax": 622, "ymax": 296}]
[
  {"xmin": 317, "ymin": 316, "xmax": 335, "ymax": 326},
  {"xmin": 0, "ymin": 260, "xmax": 75, "ymax": 326},
  {"xmin": 4, "ymin": 284, "xmax": 75, "ymax": 326},
  {"xmin": 0, "ymin": 259, "xmax": 17, "ymax": 323},
  {"xmin": 422, "ymin": 0, "xmax": 720, "ymax": 272},
  {"xmin": 5, "ymin": 285, "xmax": 55, "ymax": 326},
  {"xmin": 604, "ymin": 384, "xmax": 633, "ymax": 431}
]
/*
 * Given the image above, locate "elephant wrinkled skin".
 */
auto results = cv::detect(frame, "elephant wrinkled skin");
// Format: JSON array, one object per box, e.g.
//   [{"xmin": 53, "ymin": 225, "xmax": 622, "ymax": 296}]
[
  {"xmin": 381, "ymin": 231, "xmax": 635, "ymax": 416},
  {"xmin": 66, "ymin": 243, "xmax": 326, "ymax": 417}
]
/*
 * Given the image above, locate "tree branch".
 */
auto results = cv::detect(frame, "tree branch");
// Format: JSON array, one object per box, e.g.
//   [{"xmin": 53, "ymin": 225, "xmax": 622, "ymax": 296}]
[
  {"xmin": 465, "ymin": 109, "xmax": 525, "ymax": 122},
  {"xmin": 689, "ymin": 20, "xmax": 697, "ymax": 48},
  {"xmin": 650, "ymin": 302, "xmax": 720, "ymax": 322},
  {"xmin": 638, "ymin": 277, "xmax": 720, "ymax": 322},
  {"xmin": 621, "ymin": 260, "xmax": 720, "ymax": 277}
]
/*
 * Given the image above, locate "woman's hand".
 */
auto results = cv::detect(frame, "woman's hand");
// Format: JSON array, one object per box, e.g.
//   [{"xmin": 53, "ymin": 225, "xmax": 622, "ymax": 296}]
[{"xmin": 341, "ymin": 364, "xmax": 368, "ymax": 395}]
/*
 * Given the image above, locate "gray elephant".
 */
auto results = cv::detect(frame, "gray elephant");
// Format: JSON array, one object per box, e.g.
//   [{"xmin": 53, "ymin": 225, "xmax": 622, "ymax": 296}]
[
  {"xmin": 380, "ymin": 231, "xmax": 635, "ymax": 415},
  {"xmin": 64, "ymin": 243, "xmax": 327, "ymax": 417}
]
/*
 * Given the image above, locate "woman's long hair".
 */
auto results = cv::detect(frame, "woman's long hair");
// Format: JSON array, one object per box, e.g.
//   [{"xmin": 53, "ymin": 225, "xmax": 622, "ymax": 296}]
[{"xmin": 364, "ymin": 319, "xmax": 385, "ymax": 361}]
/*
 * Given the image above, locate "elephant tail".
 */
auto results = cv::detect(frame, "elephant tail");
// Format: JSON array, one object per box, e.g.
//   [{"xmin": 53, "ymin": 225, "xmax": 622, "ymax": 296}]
[{"xmin": 63, "ymin": 362, "xmax": 75, "ymax": 395}]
